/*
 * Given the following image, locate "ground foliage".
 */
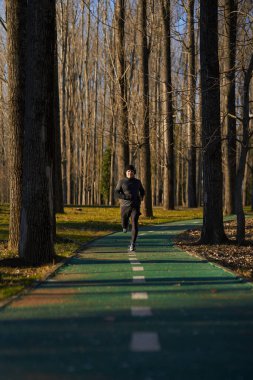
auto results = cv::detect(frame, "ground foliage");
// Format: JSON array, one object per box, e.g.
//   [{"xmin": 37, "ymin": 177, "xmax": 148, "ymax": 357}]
[{"xmin": 175, "ymin": 218, "xmax": 253, "ymax": 282}]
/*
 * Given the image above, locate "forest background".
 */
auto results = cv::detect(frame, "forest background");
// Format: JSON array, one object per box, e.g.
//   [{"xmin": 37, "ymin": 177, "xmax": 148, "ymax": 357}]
[{"xmin": 0, "ymin": 0, "xmax": 252, "ymax": 268}]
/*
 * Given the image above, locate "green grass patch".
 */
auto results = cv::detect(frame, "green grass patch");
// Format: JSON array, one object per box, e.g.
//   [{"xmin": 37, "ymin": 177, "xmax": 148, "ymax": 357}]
[
  {"xmin": 0, "ymin": 204, "xmax": 9, "ymax": 241},
  {"xmin": 56, "ymin": 206, "xmax": 203, "ymax": 243}
]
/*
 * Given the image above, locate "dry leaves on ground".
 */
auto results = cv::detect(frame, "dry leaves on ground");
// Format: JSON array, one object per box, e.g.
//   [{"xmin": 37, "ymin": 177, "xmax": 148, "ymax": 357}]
[{"xmin": 175, "ymin": 219, "xmax": 253, "ymax": 282}]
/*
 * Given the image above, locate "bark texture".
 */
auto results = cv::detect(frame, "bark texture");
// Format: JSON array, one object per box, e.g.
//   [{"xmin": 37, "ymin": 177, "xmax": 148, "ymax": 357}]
[
  {"xmin": 187, "ymin": 0, "xmax": 197, "ymax": 207},
  {"xmin": 7, "ymin": 0, "xmax": 26, "ymax": 251},
  {"xmin": 19, "ymin": 0, "xmax": 56, "ymax": 264},
  {"xmin": 161, "ymin": 0, "xmax": 175, "ymax": 210},
  {"xmin": 115, "ymin": 0, "xmax": 129, "ymax": 178},
  {"xmin": 200, "ymin": 0, "xmax": 227, "ymax": 244},
  {"xmin": 138, "ymin": 0, "xmax": 153, "ymax": 217},
  {"xmin": 223, "ymin": 0, "xmax": 237, "ymax": 215}
]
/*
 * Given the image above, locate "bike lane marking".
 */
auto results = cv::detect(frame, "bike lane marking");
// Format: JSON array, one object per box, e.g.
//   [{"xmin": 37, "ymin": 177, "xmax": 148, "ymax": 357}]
[{"xmin": 130, "ymin": 332, "xmax": 161, "ymax": 352}]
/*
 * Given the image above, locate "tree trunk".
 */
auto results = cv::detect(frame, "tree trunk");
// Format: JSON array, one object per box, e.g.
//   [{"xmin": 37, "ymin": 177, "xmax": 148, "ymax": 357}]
[
  {"xmin": 200, "ymin": 0, "xmax": 227, "ymax": 244},
  {"xmin": 82, "ymin": 0, "xmax": 91, "ymax": 205},
  {"xmin": 59, "ymin": 0, "xmax": 69, "ymax": 204},
  {"xmin": 115, "ymin": 0, "xmax": 129, "ymax": 178},
  {"xmin": 223, "ymin": 0, "xmax": 237, "ymax": 215},
  {"xmin": 7, "ymin": 0, "xmax": 26, "ymax": 251},
  {"xmin": 161, "ymin": 0, "xmax": 175, "ymax": 210},
  {"xmin": 19, "ymin": 0, "xmax": 56, "ymax": 264},
  {"xmin": 187, "ymin": 0, "xmax": 197, "ymax": 207},
  {"xmin": 53, "ymin": 5, "xmax": 64, "ymax": 214},
  {"xmin": 138, "ymin": 0, "xmax": 153, "ymax": 217},
  {"xmin": 235, "ymin": 53, "xmax": 253, "ymax": 244}
]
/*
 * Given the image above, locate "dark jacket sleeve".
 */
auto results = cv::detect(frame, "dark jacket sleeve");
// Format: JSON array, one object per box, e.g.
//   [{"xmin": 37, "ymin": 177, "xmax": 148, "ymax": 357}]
[{"xmin": 115, "ymin": 180, "xmax": 124, "ymax": 199}]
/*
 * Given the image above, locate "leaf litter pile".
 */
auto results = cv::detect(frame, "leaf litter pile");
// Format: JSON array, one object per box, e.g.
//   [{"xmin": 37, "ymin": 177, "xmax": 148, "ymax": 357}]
[{"xmin": 175, "ymin": 219, "xmax": 253, "ymax": 282}]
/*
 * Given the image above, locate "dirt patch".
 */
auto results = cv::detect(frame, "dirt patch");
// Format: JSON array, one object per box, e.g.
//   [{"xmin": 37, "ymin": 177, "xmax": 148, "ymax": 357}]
[{"xmin": 174, "ymin": 218, "xmax": 253, "ymax": 282}]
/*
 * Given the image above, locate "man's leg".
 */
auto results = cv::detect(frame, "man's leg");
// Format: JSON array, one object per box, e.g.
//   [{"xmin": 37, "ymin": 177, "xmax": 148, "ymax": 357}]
[
  {"xmin": 130, "ymin": 208, "xmax": 140, "ymax": 244},
  {"xmin": 121, "ymin": 206, "xmax": 132, "ymax": 231}
]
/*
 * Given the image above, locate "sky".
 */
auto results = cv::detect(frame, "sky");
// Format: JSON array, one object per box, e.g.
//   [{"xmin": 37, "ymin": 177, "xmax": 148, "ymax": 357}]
[{"xmin": 0, "ymin": 1, "xmax": 4, "ymax": 16}]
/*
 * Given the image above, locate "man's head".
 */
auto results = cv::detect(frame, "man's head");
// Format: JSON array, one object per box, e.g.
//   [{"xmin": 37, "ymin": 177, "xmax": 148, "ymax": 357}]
[{"xmin": 125, "ymin": 164, "xmax": 136, "ymax": 179}]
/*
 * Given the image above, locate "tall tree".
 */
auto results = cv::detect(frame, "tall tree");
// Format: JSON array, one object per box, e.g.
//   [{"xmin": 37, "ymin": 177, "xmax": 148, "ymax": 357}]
[
  {"xmin": 19, "ymin": 0, "xmax": 56, "ymax": 264},
  {"xmin": 223, "ymin": 0, "xmax": 237, "ymax": 215},
  {"xmin": 161, "ymin": 0, "xmax": 175, "ymax": 210},
  {"xmin": 53, "ymin": 12, "xmax": 64, "ymax": 214},
  {"xmin": 187, "ymin": 0, "xmax": 197, "ymax": 207},
  {"xmin": 7, "ymin": 0, "xmax": 26, "ymax": 251},
  {"xmin": 199, "ymin": 0, "xmax": 227, "ymax": 244},
  {"xmin": 138, "ymin": 0, "xmax": 153, "ymax": 217},
  {"xmin": 235, "ymin": 53, "xmax": 253, "ymax": 243},
  {"xmin": 59, "ymin": 0, "xmax": 69, "ymax": 204},
  {"xmin": 115, "ymin": 0, "xmax": 129, "ymax": 178}
]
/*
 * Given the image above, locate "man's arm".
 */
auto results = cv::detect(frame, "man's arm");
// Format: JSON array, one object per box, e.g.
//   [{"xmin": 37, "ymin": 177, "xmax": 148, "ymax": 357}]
[{"xmin": 115, "ymin": 180, "xmax": 125, "ymax": 199}]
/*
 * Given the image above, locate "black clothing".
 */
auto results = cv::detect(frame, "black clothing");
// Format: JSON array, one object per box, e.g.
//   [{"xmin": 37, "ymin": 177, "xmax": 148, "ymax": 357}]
[
  {"xmin": 115, "ymin": 177, "xmax": 145, "ymax": 244},
  {"xmin": 121, "ymin": 206, "xmax": 140, "ymax": 243},
  {"xmin": 115, "ymin": 178, "xmax": 145, "ymax": 208}
]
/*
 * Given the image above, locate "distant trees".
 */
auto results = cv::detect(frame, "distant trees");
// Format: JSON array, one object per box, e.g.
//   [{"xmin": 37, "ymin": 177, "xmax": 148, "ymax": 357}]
[{"xmin": 0, "ymin": 0, "xmax": 252, "ymax": 258}]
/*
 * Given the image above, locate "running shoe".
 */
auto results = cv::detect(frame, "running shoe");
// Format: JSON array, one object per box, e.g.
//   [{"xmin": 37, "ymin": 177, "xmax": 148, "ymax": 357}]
[{"xmin": 129, "ymin": 243, "xmax": 135, "ymax": 252}]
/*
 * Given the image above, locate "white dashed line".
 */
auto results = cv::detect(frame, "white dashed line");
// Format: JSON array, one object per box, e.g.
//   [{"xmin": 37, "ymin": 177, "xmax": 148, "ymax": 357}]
[
  {"xmin": 132, "ymin": 266, "xmax": 144, "ymax": 271},
  {"xmin": 132, "ymin": 276, "xmax": 145, "ymax": 283},
  {"xmin": 131, "ymin": 307, "xmax": 152, "ymax": 317},
  {"xmin": 131, "ymin": 292, "xmax": 148, "ymax": 300},
  {"xmin": 130, "ymin": 332, "xmax": 161, "ymax": 352}
]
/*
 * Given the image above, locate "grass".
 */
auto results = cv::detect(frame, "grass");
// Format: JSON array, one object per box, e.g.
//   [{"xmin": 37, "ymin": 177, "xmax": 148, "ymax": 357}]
[{"xmin": 0, "ymin": 204, "xmax": 203, "ymax": 301}]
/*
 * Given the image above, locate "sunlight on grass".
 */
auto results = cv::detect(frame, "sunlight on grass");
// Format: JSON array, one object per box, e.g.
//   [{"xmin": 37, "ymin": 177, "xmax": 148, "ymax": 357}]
[
  {"xmin": 55, "ymin": 206, "xmax": 203, "ymax": 243},
  {"xmin": 0, "ymin": 204, "xmax": 204, "ymax": 246},
  {"xmin": 0, "ymin": 204, "xmax": 9, "ymax": 241}
]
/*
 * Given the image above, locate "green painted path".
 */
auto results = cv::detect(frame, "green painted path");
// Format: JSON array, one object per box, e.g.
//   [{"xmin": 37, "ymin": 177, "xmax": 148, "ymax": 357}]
[{"xmin": 1, "ymin": 219, "xmax": 253, "ymax": 380}]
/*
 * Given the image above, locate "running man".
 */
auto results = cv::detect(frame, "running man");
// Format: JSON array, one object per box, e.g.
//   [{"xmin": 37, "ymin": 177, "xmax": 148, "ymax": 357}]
[{"xmin": 115, "ymin": 165, "xmax": 145, "ymax": 251}]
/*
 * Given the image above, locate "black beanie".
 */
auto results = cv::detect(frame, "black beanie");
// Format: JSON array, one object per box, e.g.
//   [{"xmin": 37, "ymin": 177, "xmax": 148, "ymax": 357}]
[{"xmin": 125, "ymin": 164, "xmax": 136, "ymax": 174}]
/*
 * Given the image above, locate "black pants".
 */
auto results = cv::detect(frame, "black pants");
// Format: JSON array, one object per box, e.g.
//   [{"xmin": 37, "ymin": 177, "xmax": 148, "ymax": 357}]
[{"xmin": 121, "ymin": 205, "xmax": 141, "ymax": 244}]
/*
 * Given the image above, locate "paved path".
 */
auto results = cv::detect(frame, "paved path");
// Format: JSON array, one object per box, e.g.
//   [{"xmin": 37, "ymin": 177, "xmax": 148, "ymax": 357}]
[{"xmin": 1, "ymin": 220, "xmax": 253, "ymax": 380}]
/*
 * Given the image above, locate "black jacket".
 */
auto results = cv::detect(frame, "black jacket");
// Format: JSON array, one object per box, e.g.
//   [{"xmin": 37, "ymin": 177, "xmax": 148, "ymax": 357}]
[{"xmin": 115, "ymin": 177, "xmax": 145, "ymax": 208}]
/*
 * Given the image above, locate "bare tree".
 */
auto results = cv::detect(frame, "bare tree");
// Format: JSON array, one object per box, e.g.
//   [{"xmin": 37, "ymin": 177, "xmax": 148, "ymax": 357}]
[
  {"xmin": 53, "ymin": 15, "xmax": 64, "ymax": 214},
  {"xmin": 160, "ymin": 0, "xmax": 175, "ymax": 210},
  {"xmin": 223, "ymin": 0, "xmax": 237, "ymax": 215},
  {"xmin": 19, "ymin": 0, "xmax": 56, "ymax": 264},
  {"xmin": 59, "ymin": 0, "xmax": 69, "ymax": 204},
  {"xmin": 186, "ymin": 0, "xmax": 197, "ymax": 207},
  {"xmin": 199, "ymin": 0, "xmax": 227, "ymax": 244},
  {"xmin": 115, "ymin": 0, "xmax": 129, "ymax": 178},
  {"xmin": 6, "ymin": 0, "xmax": 26, "ymax": 251},
  {"xmin": 138, "ymin": 0, "xmax": 153, "ymax": 217},
  {"xmin": 235, "ymin": 53, "xmax": 253, "ymax": 243}
]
